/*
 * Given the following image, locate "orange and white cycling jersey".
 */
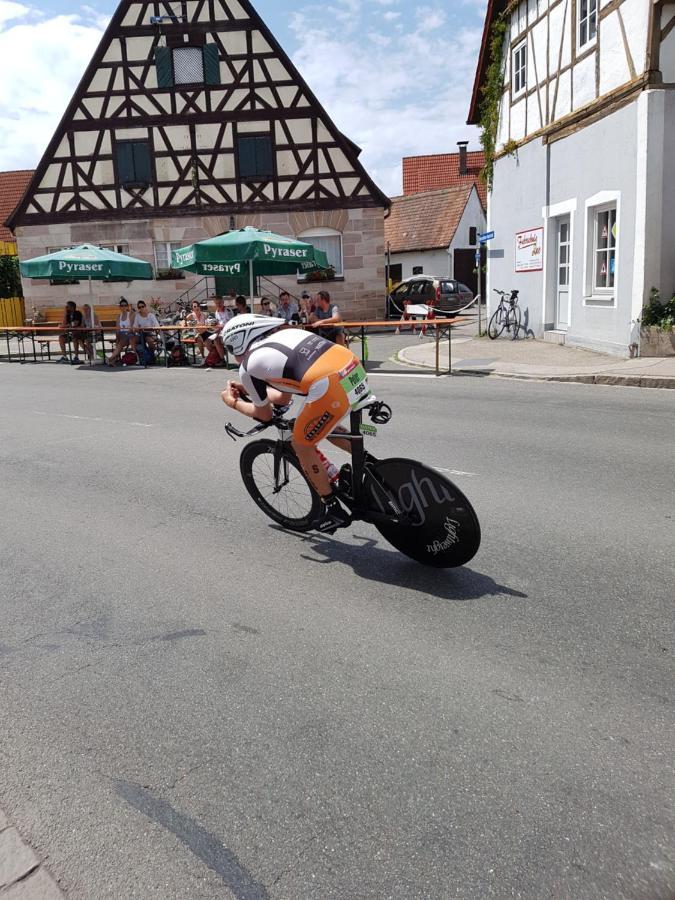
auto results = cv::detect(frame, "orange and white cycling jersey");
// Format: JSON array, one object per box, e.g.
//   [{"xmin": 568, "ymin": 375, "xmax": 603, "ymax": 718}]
[{"xmin": 239, "ymin": 328, "xmax": 371, "ymax": 446}]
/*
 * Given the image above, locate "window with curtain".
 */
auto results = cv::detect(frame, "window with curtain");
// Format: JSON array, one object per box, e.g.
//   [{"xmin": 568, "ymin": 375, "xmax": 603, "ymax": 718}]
[{"xmin": 298, "ymin": 228, "xmax": 343, "ymax": 277}]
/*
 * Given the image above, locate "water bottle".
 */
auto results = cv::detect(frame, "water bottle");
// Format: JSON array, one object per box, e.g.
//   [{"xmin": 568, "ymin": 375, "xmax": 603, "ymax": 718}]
[{"xmin": 316, "ymin": 449, "xmax": 339, "ymax": 483}]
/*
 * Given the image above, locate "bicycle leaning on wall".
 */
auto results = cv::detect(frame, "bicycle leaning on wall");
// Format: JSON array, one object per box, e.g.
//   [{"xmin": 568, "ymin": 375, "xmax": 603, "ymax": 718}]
[{"xmin": 488, "ymin": 289, "xmax": 521, "ymax": 340}]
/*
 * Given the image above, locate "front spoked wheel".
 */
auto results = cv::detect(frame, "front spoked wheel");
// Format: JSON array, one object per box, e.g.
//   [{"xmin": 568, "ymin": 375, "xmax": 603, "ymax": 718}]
[
  {"xmin": 240, "ymin": 439, "xmax": 322, "ymax": 532},
  {"xmin": 487, "ymin": 308, "xmax": 505, "ymax": 339},
  {"xmin": 364, "ymin": 458, "xmax": 481, "ymax": 568}
]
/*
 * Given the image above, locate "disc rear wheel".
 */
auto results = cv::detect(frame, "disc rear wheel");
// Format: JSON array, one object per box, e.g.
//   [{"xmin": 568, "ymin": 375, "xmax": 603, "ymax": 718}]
[{"xmin": 364, "ymin": 458, "xmax": 481, "ymax": 568}]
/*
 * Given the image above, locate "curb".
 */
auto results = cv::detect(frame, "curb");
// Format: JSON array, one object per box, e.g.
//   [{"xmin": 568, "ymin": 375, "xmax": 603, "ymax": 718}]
[
  {"xmin": 397, "ymin": 346, "xmax": 675, "ymax": 389},
  {"xmin": 0, "ymin": 809, "xmax": 64, "ymax": 898}
]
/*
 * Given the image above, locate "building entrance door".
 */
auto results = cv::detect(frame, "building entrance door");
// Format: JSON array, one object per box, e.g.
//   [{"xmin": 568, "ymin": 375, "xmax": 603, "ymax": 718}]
[{"xmin": 555, "ymin": 216, "xmax": 570, "ymax": 330}]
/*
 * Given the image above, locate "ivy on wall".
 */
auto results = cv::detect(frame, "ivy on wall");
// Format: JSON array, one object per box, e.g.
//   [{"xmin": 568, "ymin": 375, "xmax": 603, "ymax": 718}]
[
  {"xmin": 478, "ymin": 15, "xmax": 507, "ymax": 192},
  {"xmin": 0, "ymin": 255, "xmax": 22, "ymax": 299}
]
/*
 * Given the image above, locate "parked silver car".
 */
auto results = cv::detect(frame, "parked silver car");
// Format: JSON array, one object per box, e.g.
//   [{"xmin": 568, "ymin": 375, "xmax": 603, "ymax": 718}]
[{"xmin": 386, "ymin": 276, "xmax": 474, "ymax": 318}]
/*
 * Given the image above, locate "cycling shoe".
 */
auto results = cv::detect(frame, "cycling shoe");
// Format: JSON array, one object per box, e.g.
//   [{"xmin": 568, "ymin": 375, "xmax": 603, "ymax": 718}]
[{"xmin": 314, "ymin": 496, "xmax": 352, "ymax": 534}]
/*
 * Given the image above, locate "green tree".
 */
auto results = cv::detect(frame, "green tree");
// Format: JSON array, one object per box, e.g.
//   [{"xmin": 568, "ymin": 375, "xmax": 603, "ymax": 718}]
[{"xmin": 0, "ymin": 255, "xmax": 23, "ymax": 299}]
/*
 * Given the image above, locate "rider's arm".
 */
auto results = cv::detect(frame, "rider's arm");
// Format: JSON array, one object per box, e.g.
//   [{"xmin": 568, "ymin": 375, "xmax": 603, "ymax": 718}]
[{"xmin": 222, "ymin": 381, "xmax": 273, "ymax": 422}]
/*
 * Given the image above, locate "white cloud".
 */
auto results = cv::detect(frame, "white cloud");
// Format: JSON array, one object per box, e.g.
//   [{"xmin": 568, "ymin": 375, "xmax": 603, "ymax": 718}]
[
  {"xmin": 0, "ymin": 4, "xmax": 107, "ymax": 170},
  {"xmin": 290, "ymin": 6, "xmax": 485, "ymax": 195}
]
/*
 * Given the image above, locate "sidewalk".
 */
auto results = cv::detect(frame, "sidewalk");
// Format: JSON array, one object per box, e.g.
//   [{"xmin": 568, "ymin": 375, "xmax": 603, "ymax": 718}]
[
  {"xmin": 0, "ymin": 808, "xmax": 63, "ymax": 898},
  {"xmin": 399, "ymin": 331, "xmax": 675, "ymax": 389}
]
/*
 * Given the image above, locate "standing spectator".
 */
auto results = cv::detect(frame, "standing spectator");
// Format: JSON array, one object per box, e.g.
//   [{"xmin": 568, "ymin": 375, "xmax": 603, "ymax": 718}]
[
  {"xmin": 276, "ymin": 291, "xmax": 299, "ymax": 324},
  {"xmin": 310, "ymin": 290, "xmax": 345, "ymax": 345},
  {"xmin": 57, "ymin": 301, "xmax": 85, "ymax": 364},
  {"xmin": 107, "ymin": 298, "xmax": 136, "ymax": 366},
  {"xmin": 81, "ymin": 304, "xmax": 103, "ymax": 362},
  {"xmin": 133, "ymin": 300, "xmax": 160, "ymax": 357}
]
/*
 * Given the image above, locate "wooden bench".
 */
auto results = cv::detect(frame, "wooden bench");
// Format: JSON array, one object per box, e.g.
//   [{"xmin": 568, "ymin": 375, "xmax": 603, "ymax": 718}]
[{"xmin": 33, "ymin": 305, "xmax": 123, "ymax": 329}]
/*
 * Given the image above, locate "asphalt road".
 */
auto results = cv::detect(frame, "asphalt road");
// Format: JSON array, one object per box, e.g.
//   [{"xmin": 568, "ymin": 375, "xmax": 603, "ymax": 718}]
[{"xmin": 0, "ymin": 353, "xmax": 673, "ymax": 900}]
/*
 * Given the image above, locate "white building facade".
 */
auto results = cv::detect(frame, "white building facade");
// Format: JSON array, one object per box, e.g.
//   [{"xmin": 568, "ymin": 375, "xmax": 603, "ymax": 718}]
[{"xmin": 469, "ymin": 0, "xmax": 675, "ymax": 355}]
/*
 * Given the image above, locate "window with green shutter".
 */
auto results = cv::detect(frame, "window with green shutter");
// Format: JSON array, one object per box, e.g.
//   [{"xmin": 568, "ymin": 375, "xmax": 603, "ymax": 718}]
[
  {"xmin": 237, "ymin": 135, "xmax": 274, "ymax": 181},
  {"xmin": 115, "ymin": 140, "xmax": 152, "ymax": 187},
  {"xmin": 154, "ymin": 43, "xmax": 220, "ymax": 87}
]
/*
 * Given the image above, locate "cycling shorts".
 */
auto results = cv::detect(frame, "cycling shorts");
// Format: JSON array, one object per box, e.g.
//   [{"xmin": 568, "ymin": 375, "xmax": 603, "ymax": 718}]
[{"xmin": 293, "ymin": 344, "xmax": 370, "ymax": 447}]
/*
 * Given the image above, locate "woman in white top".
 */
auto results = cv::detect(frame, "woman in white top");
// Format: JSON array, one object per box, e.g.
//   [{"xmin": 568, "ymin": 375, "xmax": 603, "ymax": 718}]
[
  {"xmin": 133, "ymin": 301, "xmax": 160, "ymax": 353},
  {"xmin": 107, "ymin": 297, "xmax": 136, "ymax": 366},
  {"xmin": 185, "ymin": 301, "xmax": 209, "ymax": 358}
]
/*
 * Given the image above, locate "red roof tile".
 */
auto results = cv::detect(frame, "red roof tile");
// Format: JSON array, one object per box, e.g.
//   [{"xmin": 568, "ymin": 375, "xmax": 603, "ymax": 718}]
[
  {"xmin": 385, "ymin": 184, "xmax": 475, "ymax": 254},
  {"xmin": 402, "ymin": 151, "xmax": 487, "ymax": 209},
  {"xmin": 0, "ymin": 170, "xmax": 34, "ymax": 243}
]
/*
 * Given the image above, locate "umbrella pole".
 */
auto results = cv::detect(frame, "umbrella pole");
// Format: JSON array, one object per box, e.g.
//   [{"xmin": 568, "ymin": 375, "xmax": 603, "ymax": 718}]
[
  {"xmin": 249, "ymin": 260, "xmax": 254, "ymax": 311},
  {"xmin": 88, "ymin": 276, "xmax": 96, "ymax": 365}
]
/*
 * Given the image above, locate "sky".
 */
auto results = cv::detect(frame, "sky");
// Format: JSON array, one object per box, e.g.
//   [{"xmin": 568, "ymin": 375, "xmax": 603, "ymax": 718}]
[{"xmin": 0, "ymin": 0, "xmax": 486, "ymax": 196}]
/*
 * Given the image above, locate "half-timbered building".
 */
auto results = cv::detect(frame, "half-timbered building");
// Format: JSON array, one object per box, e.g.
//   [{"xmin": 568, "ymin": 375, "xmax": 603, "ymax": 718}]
[
  {"xmin": 469, "ymin": 0, "xmax": 675, "ymax": 355},
  {"xmin": 7, "ymin": 0, "xmax": 389, "ymax": 315}
]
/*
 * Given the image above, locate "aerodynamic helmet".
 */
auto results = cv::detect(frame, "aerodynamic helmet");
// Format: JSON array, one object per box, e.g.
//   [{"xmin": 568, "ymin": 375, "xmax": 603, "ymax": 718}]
[{"xmin": 220, "ymin": 313, "xmax": 286, "ymax": 356}]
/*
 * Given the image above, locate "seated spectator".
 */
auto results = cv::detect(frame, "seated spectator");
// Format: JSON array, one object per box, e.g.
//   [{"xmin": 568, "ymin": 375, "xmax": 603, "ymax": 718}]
[
  {"xmin": 260, "ymin": 296, "xmax": 276, "ymax": 316},
  {"xmin": 133, "ymin": 300, "xmax": 160, "ymax": 355},
  {"xmin": 81, "ymin": 304, "xmax": 103, "ymax": 361},
  {"xmin": 300, "ymin": 290, "xmax": 313, "ymax": 322},
  {"xmin": 233, "ymin": 295, "xmax": 251, "ymax": 316},
  {"xmin": 309, "ymin": 290, "xmax": 345, "ymax": 345},
  {"xmin": 107, "ymin": 298, "xmax": 136, "ymax": 366},
  {"xmin": 276, "ymin": 291, "xmax": 299, "ymax": 324},
  {"xmin": 395, "ymin": 298, "xmax": 416, "ymax": 335},
  {"xmin": 185, "ymin": 301, "xmax": 209, "ymax": 359},
  {"xmin": 57, "ymin": 301, "xmax": 85, "ymax": 364},
  {"xmin": 202, "ymin": 296, "xmax": 232, "ymax": 367}
]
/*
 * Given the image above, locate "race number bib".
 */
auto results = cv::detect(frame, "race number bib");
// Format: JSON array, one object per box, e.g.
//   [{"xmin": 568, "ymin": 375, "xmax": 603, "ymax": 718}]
[{"xmin": 339, "ymin": 359, "xmax": 371, "ymax": 409}]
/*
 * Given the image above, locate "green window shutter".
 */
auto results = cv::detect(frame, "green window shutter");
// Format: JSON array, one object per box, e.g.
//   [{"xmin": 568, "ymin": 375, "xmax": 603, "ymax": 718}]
[
  {"xmin": 254, "ymin": 137, "xmax": 273, "ymax": 179},
  {"xmin": 116, "ymin": 142, "xmax": 135, "ymax": 184},
  {"xmin": 203, "ymin": 44, "xmax": 221, "ymax": 85},
  {"xmin": 237, "ymin": 137, "xmax": 258, "ymax": 179},
  {"xmin": 132, "ymin": 142, "xmax": 152, "ymax": 184},
  {"xmin": 155, "ymin": 46, "xmax": 174, "ymax": 88}
]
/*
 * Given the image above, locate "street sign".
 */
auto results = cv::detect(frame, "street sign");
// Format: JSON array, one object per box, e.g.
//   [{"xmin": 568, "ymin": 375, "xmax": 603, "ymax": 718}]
[{"xmin": 478, "ymin": 231, "xmax": 495, "ymax": 244}]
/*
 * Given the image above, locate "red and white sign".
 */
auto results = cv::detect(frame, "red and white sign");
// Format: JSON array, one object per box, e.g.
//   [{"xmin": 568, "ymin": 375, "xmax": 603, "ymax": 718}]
[{"xmin": 515, "ymin": 227, "xmax": 544, "ymax": 272}]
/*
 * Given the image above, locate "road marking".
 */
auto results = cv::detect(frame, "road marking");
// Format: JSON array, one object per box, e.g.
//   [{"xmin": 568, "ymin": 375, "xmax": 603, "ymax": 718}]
[
  {"xmin": 33, "ymin": 412, "xmax": 153, "ymax": 428},
  {"xmin": 434, "ymin": 467, "xmax": 479, "ymax": 477},
  {"xmin": 368, "ymin": 372, "xmax": 446, "ymax": 379}
]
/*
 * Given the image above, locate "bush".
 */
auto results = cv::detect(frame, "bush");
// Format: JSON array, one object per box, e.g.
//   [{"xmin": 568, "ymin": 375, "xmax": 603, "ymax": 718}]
[
  {"xmin": 0, "ymin": 255, "xmax": 22, "ymax": 299},
  {"xmin": 642, "ymin": 288, "xmax": 675, "ymax": 331}
]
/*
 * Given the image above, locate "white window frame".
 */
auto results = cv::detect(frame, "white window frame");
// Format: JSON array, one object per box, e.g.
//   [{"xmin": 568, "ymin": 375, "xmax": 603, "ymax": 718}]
[
  {"xmin": 512, "ymin": 41, "xmax": 527, "ymax": 98},
  {"xmin": 100, "ymin": 243, "xmax": 130, "ymax": 256},
  {"xmin": 297, "ymin": 227, "xmax": 344, "ymax": 279},
  {"xmin": 153, "ymin": 241, "xmax": 183, "ymax": 272},
  {"xmin": 583, "ymin": 191, "xmax": 620, "ymax": 306},
  {"xmin": 578, "ymin": 0, "xmax": 598, "ymax": 49}
]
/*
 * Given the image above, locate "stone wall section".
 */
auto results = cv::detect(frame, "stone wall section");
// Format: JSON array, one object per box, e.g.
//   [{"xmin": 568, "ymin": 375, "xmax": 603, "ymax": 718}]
[{"xmin": 15, "ymin": 207, "xmax": 386, "ymax": 321}]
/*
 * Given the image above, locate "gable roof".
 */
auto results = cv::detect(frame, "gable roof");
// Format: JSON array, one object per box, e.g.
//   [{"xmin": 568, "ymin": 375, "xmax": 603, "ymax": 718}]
[
  {"xmin": 8, "ymin": 0, "xmax": 389, "ymax": 229},
  {"xmin": 0, "ymin": 170, "xmax": 34, "ymax": 241},
  {"xmin": 467, "ymin": 0, "xmax": 507, "ymax": 126},
  {"xmin": 402, "ymin": 151, "xmax": 487, "ymax": 209},
  {"xmin": 384, "ymin": 184, "xmax": 475, "ymax": 254}
]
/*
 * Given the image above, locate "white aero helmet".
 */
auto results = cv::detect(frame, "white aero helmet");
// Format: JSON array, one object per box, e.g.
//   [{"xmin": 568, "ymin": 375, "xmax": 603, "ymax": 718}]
[{"xmin": 220, "ymin": 313, "xmax": 286, "ymax": 356}]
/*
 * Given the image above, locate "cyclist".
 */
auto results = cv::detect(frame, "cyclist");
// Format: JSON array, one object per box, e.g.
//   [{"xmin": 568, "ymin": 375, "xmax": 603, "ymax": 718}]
[{"xmin": 220, "ymin": 314, "xmax": 372, "ymax": 532}]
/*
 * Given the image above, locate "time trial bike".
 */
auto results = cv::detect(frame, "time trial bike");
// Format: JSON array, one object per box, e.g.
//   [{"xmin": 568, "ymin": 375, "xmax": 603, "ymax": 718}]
[{"xmin": 225, "ymin": 399, "xmax": 481, "ymax": 568}]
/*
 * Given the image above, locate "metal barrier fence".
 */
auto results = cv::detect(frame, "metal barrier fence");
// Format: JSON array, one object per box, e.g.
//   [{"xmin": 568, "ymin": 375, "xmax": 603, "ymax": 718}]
[{"xmin": 0, "ymin": 317, "xmax": 467, "ymax": 376}]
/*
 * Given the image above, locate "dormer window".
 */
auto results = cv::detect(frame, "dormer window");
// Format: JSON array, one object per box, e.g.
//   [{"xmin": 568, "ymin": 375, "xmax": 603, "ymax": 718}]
[{"xmin": 155, "ymin": 44, "xmax": 221, "ymax": 87}]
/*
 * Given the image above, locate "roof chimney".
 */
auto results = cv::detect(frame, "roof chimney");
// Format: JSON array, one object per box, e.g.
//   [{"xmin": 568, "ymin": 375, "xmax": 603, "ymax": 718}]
[{"xmin": 457, "ymin": 141, "xmax": 469, "ymax": 176}]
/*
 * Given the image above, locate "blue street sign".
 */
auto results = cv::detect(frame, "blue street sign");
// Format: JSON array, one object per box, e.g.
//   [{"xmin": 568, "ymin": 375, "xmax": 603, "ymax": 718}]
[{"xmin": 478, "ymin": 231, "xmax": 495, "ymax": 244}]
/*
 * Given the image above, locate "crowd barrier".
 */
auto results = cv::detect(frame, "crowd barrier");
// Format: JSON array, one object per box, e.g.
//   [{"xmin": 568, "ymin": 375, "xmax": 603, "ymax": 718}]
[{"xmin": 0, "ymin": 317, "xmax": 469, "ymax": 376}]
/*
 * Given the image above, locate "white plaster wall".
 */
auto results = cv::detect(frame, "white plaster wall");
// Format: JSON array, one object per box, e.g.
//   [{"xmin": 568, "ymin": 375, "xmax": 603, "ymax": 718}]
[
  {"xmin": 600, "ymin": 12, "xmax": 632, "ymax": 95},
  {"xmin": 489, "ymin": 98, "xmax": 647, "ymax": 354},
  {"xmin": 573, "ymin": 54, "xmax": 597, "ymax": 109},
  {"xmin": 661, "ymin": 7, "xmax": 675, "ymax": 82},
  {"xmin": 391, "ymin": 249, "xmax": 452, "ymax": 280},
  {"xmin": 657, "ymin": 91, "xmax": 675, "ymax": 297},
  {"xmin": 511, "ymin": 98, "xmax": 527, "ymax": 140}
]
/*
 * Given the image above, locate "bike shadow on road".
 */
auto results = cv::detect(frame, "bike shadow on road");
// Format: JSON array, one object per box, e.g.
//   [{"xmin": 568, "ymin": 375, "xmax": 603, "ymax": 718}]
[{"xmin": 271, "ymin": 527, "xmax": 527, "ymax": 603}]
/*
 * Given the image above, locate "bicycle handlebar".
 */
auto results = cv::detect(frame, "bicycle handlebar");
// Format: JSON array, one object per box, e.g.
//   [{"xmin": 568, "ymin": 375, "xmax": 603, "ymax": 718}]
[{"xmin": 224, "ymin": 400, "xmax": 392, "ymax": 441}]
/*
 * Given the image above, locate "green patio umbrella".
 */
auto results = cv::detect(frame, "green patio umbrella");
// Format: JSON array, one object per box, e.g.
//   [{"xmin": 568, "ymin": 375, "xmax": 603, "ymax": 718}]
[
  {"xmin": 171, "ymin": 227, "xmax": 330, "ymax": 300},
  {"xmin": 20, "ymin": 244, "xmax": 154, "ymax": 363}
]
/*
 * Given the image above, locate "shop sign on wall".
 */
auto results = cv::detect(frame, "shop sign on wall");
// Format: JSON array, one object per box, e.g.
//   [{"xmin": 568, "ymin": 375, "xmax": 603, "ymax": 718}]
[{"xmin": 515, "ymin": 227, "xmax": 543, "ymax": 272}]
